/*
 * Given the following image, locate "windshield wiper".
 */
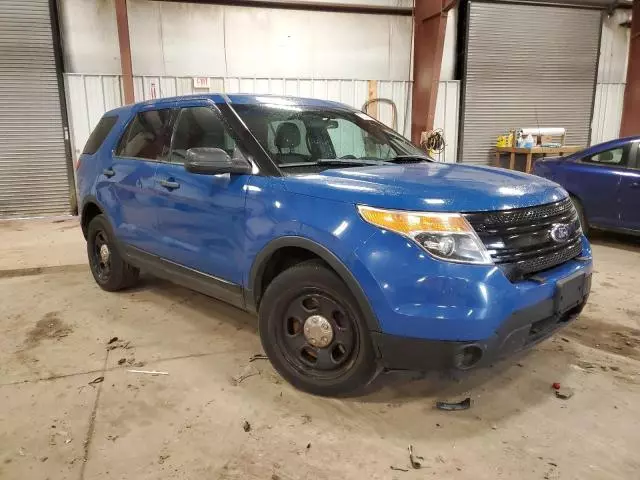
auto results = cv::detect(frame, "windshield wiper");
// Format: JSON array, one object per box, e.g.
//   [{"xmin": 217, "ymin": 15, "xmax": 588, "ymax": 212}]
[
  {"xmin": 317, "ymin": 158, "xmax": 393, "ymax": 166},
  {"xmin": 388, "ymin": 155, "xmax": 433, "ymax": 164}
]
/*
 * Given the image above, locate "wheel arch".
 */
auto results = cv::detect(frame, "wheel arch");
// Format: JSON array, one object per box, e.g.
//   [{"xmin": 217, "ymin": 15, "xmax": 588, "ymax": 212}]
[
  {"xmin": 247, "ymin": 236, "xmax": 381, "ymax": 332},
  {"xmin": 80, "ymin": 196, "xmax": 105, "ymax": 239}
]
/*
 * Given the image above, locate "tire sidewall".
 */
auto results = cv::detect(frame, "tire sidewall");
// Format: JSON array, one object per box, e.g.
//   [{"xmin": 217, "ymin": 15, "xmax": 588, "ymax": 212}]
[
  {"xmin": 86, "ymin": 215, "xmax": 126, "ymax": 291},
  {"xmin": 259, "ymin": 263, "xmax": 377, "ymax": 396}
]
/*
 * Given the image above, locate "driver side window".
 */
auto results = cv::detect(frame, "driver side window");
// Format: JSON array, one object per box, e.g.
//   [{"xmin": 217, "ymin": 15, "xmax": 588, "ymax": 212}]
[
  {"xmin": 584, "ymin": 147, "xmax": 627, "ymax": 167},
  {"xmin": 170, "ymin": 107, "xmax": 239, "ymax": 164}
]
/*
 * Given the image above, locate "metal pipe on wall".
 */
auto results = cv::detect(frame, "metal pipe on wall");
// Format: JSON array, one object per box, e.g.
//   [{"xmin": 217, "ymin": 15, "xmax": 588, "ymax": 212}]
[{"xmin": 620, "ymin": 0, "xmax": 640, "ymax": 137}]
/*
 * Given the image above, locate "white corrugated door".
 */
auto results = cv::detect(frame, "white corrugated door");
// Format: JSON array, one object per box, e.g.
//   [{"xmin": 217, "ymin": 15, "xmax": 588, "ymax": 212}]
[
  {"xmin": 460, "ymin": 2, "xmax": 601, "ymax": 165},
  {"xmin": 0, "ymin": 0, "xmax": 70, "ymax": 217}
]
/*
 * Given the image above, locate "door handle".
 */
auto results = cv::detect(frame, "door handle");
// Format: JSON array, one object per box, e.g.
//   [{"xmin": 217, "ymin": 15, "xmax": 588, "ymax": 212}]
[
  {"xmin": 159, "ymin": 179, "xmax": 180, "ymax": 190},
  {"xmin": 102, "ymin": 168, "xmax": 115, "ymax": 178}
]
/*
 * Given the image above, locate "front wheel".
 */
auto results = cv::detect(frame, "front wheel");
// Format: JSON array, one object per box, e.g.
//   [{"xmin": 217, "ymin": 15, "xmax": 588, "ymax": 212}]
[{"xmin": 259, "ymin": 261, "xmax": 377, "ymax": 396}]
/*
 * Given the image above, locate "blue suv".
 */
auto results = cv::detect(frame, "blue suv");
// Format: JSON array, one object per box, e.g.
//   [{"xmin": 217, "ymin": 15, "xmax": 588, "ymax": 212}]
[{"xmin": 77, "ymin": 94, "xmax": 592, "ymax": 396}]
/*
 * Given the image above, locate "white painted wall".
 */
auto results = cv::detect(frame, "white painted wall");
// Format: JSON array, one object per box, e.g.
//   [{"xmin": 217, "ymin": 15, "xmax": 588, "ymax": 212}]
[
  {"xmin": 440, "ymin": 7, "xmax": 457, "ymax": 81},
  {"xmin": 59, "ymin": 0, "xmax": 414, "ymax": 81},
  {"xmin": 591, "ymin": 9, "xmax": 631, "ymax": 145}
]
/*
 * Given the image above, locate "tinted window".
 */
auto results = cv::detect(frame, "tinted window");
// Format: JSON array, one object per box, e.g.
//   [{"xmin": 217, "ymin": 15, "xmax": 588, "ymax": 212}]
[
  {"xmin": 83, "ymin": 116, "xmax": 117, "ymax": 155},
  {"xmin": 584, "ymin": 147, "xmax": 626, "ymax": 166},
  {"xmin": 170, "ymin": 107, "xmax": 240, "ymax": 164},
  {"xmin": 116, "ymin": 109, "xmax": 175, "ymax": 161}
]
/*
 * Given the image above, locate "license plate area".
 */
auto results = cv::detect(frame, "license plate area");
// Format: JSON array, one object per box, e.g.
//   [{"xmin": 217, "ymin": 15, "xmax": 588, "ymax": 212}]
[{"xmin": 555, "ymin": 272, "xmax": 591, "ymax": 313}]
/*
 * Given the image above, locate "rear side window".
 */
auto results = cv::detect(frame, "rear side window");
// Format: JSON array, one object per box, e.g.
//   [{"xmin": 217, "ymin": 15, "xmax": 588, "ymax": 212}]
[
  {"xmin": 115, "ymin": 109, "xmax": 175, "ymax": 161},
  {"xmin": 82, "ymin": 116, "xmax": 118, "ymax": 155},
  {"xmin": 584, "ymin": 147, "xmax": 627, "ymax": 166}
]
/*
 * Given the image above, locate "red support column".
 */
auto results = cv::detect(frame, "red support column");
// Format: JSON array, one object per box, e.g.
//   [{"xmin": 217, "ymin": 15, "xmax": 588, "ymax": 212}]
[
  {"xmin": 410, "ymin": 0, "xmax": 456, "ymax": 145},
  {"xmin": 115, "ymin": 0, "xmax": 135, "ymax": 105},
  {"xmin": 620, "ymin": 0, "xmax": 640, "ymax": 137}
]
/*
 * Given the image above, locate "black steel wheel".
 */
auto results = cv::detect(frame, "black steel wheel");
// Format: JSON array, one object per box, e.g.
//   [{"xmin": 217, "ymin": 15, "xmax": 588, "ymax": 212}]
[
  {"xmin": 259, "ymin": 260, "xmax": 377, "ymax": 396},
  {"xmin": 280, "ymin": 292, "xmax": 357, "ymax": 376},
  {"xmin": 87, "ymin": 214, "xmax": 139, "ymax": 292}
]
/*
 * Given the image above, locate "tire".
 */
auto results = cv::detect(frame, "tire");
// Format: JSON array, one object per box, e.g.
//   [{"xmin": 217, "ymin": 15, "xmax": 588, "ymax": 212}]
[
  {"xmin": 570, "ymin": 195, "xmax": 589, "ymax": 236},
  {"xmin": 87, "ymin": 214, "xmax": 139, "ymax": 292},
  {"xmin": 259, "ymin": 260, "xmax": 377, "ymax": 396}
]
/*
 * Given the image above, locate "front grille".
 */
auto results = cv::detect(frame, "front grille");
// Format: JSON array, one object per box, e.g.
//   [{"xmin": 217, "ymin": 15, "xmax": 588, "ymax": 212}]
[{"xmin": 464, "ymin": 197, "xmax": 583, "ymax": 281}]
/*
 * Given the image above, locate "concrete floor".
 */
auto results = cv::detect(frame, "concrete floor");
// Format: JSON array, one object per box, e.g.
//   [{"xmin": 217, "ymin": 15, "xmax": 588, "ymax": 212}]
[{"xmin": 1, "ymin": 217, "xmax": 639, "ymax": 480}]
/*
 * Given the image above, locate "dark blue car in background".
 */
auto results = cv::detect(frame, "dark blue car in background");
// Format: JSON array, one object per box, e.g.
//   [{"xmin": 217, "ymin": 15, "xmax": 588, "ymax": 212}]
[
  {"xmin": 533, "ymin": 136, "xmax": 640, "ymax": 235},
  {"xmin": 76, "ymin": 94, "xmax": 592, "ymax": 396}
]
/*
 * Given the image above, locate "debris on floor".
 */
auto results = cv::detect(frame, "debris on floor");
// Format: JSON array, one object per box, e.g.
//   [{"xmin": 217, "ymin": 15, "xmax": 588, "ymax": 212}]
[
  {"xmin": 158, "ymin": 454, "xmax": 170, "ymax": 464},
  {"xmin": 88, "ymin": 376, "xmax": 104, "ymax": 385},
  {"xmin": 390, "ymin": 466, "xmax": 409, "ymax": 472},
  {"xmin": 408, "ymin": 445, "xmax": 424, "ymax": 469},
  {"xmin": 555, "ymin": 387, "xmax": 574, "ymax": 400},
  {"xmin": 249, "ymin": 353, "xmax": 269, "ymax": 362},
  {"xmin": 306, "ymin": 443, "xmax": 311, "ymax": 450},
  {"xmin": 231, "ymin": 364, "xmax": 260, "ymax": 386},
  {"xmin": 435, "ymin": 397, "xmax": 471, "ymax": 411},
  {"xmin": 552, "ymin": 382, "xmax": 561, "ymax": 390},
  {"xmin": 118, "ymin": 358, "xmax": 126, "ymax": 365},
  {"xmin": 301, "ymin": 414, "xmax": 312, "ymax": 424},
  {"xmin": 107, "ymin": 337, "xmax": 132, "ymax": 351},
  {"xmin": 243, "ymin": 420, "xmax": 251, "ymax": 432},
  {"xmin": 126, "ymin": 369, "xmax": 168, "ymax": 376}
]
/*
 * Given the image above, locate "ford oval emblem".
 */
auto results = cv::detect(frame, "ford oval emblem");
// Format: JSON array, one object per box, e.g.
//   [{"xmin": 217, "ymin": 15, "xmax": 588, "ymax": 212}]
[{"xmin": 550, "ymin": 223, "xmax": 570, "ymax": 243}]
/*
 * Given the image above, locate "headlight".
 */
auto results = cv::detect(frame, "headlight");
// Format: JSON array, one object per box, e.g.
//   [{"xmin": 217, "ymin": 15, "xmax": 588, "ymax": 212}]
[{"xmin": 357, "ymin": 205, "xmax": 493, "ymax": 265}]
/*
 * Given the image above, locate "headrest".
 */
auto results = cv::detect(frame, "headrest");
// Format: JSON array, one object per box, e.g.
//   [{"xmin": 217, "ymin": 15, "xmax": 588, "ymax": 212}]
[{"xmin": 275, "ymin": 122, "xmax": 301, "ymax": 149}]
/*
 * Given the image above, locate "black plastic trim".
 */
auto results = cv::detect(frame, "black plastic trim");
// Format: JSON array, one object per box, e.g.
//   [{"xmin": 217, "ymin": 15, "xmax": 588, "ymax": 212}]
[
  {"xmin": 247, "ymin": 236, "xmax": 381, "ymax": 332},
  {"xmin": 121, "ymin": 244, "xmax": 245, "ymax": 309},
  {"xmin": 373, "ymin": 284, "xmax": 590, "ymax": 372}
]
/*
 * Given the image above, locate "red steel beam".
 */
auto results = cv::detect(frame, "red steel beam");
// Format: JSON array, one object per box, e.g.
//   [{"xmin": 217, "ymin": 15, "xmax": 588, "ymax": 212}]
[
  {"xmin": 620, "ymin": 0, "xmax": 640, "ymax": 137},
  {"xmin": 410, "ymin": 0, "xmax": 455, "ymax": 145},
  {"xmin": 115, "ymin": 0, "xmax": 135, "ymax": 105}
]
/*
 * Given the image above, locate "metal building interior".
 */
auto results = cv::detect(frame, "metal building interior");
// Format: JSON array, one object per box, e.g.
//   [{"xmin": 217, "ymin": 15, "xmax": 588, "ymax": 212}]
[{"xmin": 0, "ymin": 0, "xmax": 639, "ymax": 478}]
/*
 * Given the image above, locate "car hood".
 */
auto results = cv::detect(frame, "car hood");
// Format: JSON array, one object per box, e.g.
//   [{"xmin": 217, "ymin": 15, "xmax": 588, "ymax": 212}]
[{"xmin": 283, "ymin": 162, "xmax": 567, "ymax": 212}]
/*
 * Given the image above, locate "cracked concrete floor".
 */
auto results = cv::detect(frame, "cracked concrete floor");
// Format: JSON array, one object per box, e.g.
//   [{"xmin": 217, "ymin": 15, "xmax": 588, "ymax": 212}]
[{"xmin": 1, "ymin": 217, "xmax": 640, "ymax": 479}]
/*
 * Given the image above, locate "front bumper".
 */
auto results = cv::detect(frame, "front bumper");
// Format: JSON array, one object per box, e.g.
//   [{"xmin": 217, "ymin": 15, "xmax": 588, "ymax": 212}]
[{"xmin": 371, "ymin": 272, "xmax": 591, "ymax": 371}]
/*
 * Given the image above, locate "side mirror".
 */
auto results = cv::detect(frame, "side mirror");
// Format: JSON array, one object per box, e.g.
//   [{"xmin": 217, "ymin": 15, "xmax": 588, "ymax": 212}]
[{"xmin": 184, "ymin": 147, "xmax": 252, "ymax": 175}]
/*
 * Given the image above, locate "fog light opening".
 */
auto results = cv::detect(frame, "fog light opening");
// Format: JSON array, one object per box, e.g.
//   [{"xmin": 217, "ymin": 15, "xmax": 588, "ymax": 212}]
[{"xmin": 456, "ymin": 345, "xmax": 484, "ymax": 369}]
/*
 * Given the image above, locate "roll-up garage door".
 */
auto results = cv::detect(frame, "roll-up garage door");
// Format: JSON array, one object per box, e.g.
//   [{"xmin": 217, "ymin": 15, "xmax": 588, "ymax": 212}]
[
  {"xmin": 0, "ymin": 0, "xmax": 70, "ymax": 217},
  {"xmin": 460, "ymin": 2, "xmax": 601, "ymax": 165}
]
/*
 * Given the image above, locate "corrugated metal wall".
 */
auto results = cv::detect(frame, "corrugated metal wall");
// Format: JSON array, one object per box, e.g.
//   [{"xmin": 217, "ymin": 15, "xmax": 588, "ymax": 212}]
[
  {"xmin": 0, "ymin": 0, "xmax": 70, "ymax": 217},
  {"xmin": 461, "ymin": 2, "xmax": 601, "ymax": 165},
  {"xmin": 64, "ymin": 74, "xmax": 461, "ymax": 166},
  {"xmin": 591, "ymin": 9, "xmax": 630, "ymax": 145}
]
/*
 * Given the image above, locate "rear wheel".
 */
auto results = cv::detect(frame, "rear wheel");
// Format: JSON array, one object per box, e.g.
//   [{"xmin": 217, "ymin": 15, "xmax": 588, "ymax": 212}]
[
  {"xmin": 570, "ymin": 195, "xmax": 589, "ymax": 235},
  {"xmin": 259, "ymin": 261, "xmax": 377, "ymax": 396},
  {"xmin": 87, "ymin": 215, "xmax": 139, "ymax": 291}
]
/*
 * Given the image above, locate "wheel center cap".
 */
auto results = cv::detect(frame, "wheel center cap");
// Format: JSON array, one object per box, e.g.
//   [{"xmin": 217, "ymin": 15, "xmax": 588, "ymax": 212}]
[
  {"xmin": 99, "ymin": 244, "xmax": 110, "ymax": 264},
  {"xmin": 303, "ymin": 315, "xmax": 333, "ymax": 348}
]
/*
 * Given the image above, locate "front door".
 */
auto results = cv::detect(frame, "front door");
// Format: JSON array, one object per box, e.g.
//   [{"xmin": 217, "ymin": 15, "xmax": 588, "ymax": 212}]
[
  {"xmin": 106, "ymin": 106, "xmax": 176, "ymax": 252},
  {"xmin": 153, "ymin": 101, "xmax": 251, "ymax": 289},
  {"xmin": 619, "ymin": 141, "xmax": 640, "ymax": 231},
  {"xmin": 572, "ymin": 144, "xmax": 632, "ymax": 229}
]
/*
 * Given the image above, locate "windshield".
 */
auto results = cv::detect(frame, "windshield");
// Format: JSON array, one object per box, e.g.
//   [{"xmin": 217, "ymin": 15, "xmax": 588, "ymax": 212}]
[{"xmin": 231, "ymin": 103, "xmax": 429, "ymax": 174}]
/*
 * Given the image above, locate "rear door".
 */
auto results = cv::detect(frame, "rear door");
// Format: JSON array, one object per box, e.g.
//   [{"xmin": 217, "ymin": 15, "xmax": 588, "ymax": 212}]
[
  {"xmin": 619, "ymin": 141, "xmax": 640, "ymax": 231},
  {"xmin": 152, "ymin": 99, "xmax": 251, "ymax": 290},
  {"xmin": 568, "ymin": 144, "xmax": 631, "ymax": 229},
  {"xmin": 106, "ymin": 106, "xmax": 176, "ymax": 252}
]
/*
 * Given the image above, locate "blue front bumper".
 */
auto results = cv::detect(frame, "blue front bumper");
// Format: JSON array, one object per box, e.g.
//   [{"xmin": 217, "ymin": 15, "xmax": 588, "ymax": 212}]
[{"xmin": 350, "ymin": 232, "xmax": 593, "ymax": 370}]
